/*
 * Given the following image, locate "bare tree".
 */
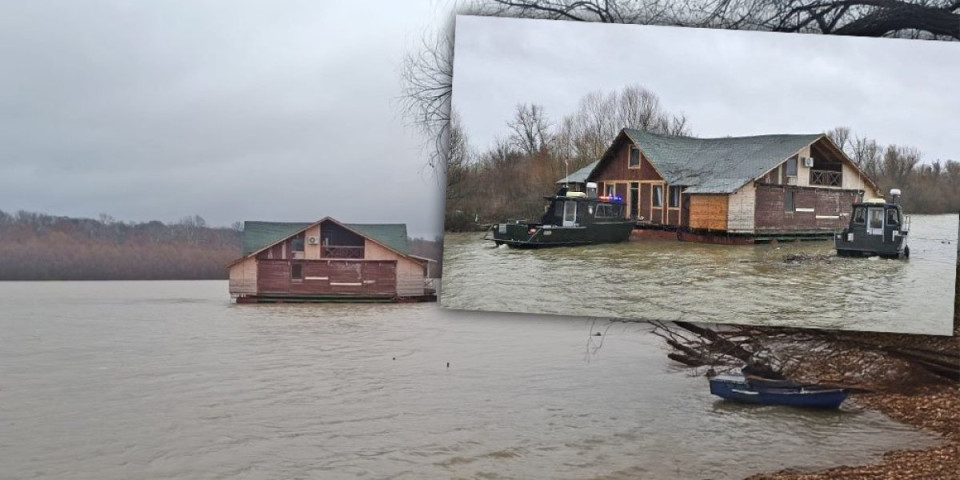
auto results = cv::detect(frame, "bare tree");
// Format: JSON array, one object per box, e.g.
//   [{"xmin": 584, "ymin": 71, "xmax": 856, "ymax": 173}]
[
  {"xmin": 507, "ymin": 103, "xmax": 553, "ymax": 156},
  {"xmin": 400, "ymin": 28, "xmax": 455, "ymax": 173},
  {"xmin": 883, "ymin": 144, "xmax": 922, "ymax": 187},
  {"xmin": 826, "ymin": 126, "xmax": 852, "ymax": 153},
  {"xmin": 446, "ymin": 109, "xmax": 474, "ymax": 203},
  {"xmin": 401, "ymin": 1, "xmax": 958, "ymax": 173}
]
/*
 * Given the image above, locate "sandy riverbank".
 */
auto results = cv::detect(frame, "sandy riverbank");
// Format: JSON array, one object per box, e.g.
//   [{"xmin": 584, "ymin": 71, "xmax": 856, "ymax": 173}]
[
  {"xmin": 749, "ymin": 287, "xmax": 959, "ymax": 479},
  {"xmin": 749, "ymin": 384, "xmax": 960, "ymax": 479}
]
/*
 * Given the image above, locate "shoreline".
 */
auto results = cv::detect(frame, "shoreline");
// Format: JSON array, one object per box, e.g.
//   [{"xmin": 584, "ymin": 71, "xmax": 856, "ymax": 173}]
[{"xmin": 748, "ymin": 384, "xmax": 960, "ymax": 479}]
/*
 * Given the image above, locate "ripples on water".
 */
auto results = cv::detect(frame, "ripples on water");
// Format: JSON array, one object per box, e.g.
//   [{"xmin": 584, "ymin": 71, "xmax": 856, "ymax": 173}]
[
  {"xmin": 442, "ymin": 214, "xmax": 958, "ymax": 335},
  {"xmin": 0, "ymin": 281, "xmax": 940, "ymax": 479}
]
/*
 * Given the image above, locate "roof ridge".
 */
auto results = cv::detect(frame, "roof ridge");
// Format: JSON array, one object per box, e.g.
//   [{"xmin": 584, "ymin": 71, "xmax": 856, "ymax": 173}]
[{"xmin": 624, "ymin": 128, "xmax": 822, "ymax": 141}]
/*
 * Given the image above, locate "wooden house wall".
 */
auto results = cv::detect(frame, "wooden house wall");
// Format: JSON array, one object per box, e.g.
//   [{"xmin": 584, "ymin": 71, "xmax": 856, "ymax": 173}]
[
  {"xmin": 726, "ymin": 182, "xmax": 757, "ymax": 233},
  {"xmin": 590, "ymin": 136, "xmax": 680, "ymax": 224},
  {"xmin": 228, "ymin": 257, "xmax": 257, "ymax": 295},
  {"xmin": 754, "ymin": 185, "xmax": 859, "ymax": 232},
  {"xmin": 667, "ymin": 209, "xmax": 680, "ymax": 225},
  {"xmin": 363, "ymin": 239, "xmax": 426, "ymax": 297},
  {"xmin": 303, "ymin": 224, "xmax": 322, "ymax": 259},
  {"xmin": 590, "ymin": 137, "xmax": 663, "ymax": 182},
  {"xmin": 688, "ymin": 194, "xmax": 728, "ymax": 231},
  {"xmin": 841, "ymin": 162, "xmax": 880, "ymax": 197},
  {"xmin": 640, "ymin": 183, "xmax": 651, "ymax": 220},
  {"xmin": 256, "ymin": 259, "xmax": 397, "ymax": 296}
]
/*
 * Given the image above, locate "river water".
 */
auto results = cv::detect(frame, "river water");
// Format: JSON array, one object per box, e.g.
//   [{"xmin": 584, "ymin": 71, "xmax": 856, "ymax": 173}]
[
  {"xmin": 441, "ymin": 214, "xmax": 958, "ymax": 336},
  {"xmin": 0, "ymin": 281, "xmax": 940, "ymax": 479}
]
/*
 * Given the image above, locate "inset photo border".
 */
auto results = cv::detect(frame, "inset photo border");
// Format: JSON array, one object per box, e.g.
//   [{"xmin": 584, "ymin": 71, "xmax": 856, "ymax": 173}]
[{"xmin": 441, "ymin": 16, "xmax": 959, "ymax": 336}]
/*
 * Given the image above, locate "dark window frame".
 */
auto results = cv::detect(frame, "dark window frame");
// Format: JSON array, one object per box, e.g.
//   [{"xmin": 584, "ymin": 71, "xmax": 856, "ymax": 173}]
[
  {"xmin": 784, "ymin": 190, "xmax": 795, "ymax": 211},
  {"xmin": 652, "ymin": 185, "xmax": 663, "ymax": 208},
  {"xmin": 668, "ymin": 186, "xmax": 681, "ymax": 208},
  {"xmin": 291, "ymin": 263, "xmax": 303, "ymax": 280},
  {"xmin": 852, "ymin": 207, "xmax": 866, "ymax": 224},
  {"xmin": 785, "ymin": 157, "xmax": 798, "ymax": 177},
  {"xmin": 629, "ymin": 147, "xmax": 641, "ymax": 168}
]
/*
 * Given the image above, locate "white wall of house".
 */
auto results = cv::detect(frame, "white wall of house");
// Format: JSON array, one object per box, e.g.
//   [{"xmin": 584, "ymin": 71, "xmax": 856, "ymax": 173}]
[
  {"xmin": 303, "ymin": 224, "xmax": 323, "ymax": 259},
  {"xmin": 727, "ymin": 182, "xmax": 756, "ymax": 234},
  {"xmin": 794, "ymin": 145, "xmax": 812, "ymax": 187},
  {"xmin": 841, "ymin": 162, "xmax": 881, "ymax": 198}
]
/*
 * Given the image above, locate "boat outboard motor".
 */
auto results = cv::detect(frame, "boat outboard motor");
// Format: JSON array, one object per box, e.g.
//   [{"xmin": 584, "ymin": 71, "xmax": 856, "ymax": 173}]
[
  {"xmin": 586, "ymin": 182, "xmax": 598, "ymax": 199},
  {"xmin": 890, "ymin": 188, "xmax": 901, "ymax": 204}
]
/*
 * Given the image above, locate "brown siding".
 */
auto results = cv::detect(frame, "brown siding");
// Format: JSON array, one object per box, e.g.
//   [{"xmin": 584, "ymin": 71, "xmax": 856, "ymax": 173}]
[
  {"xmin": 640, "ymin": 183, "xmax": 652, "ymax": 220},
  {"xmin": 590, "ymin": 136, "xmax": 663, "ymax": 183},
  {"xmin": 688, "ymin": 194, "xmax": 729, "ymax": 231},
  {"xmin": 754, "ymin": 184, "xmax": 860, "ymax": 232},
  {"xmin": 257, "ymin": 259, "xmax": 397, "ymax": 296},
  {"xmin": 667, "ymin": 209, "xmax": 680, "ymax": 225},
  {"xmin": 681, "ymin": 196, "xmax": 691, "ymax": 227},
  {"xmin": 614, "ymin": 183, "xmax": 628, "ymax": 218}
]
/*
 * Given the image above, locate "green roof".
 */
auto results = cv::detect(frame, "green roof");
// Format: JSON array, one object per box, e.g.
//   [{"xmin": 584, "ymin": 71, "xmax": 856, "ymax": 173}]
[
  {"xmin": 242, "ymin": 221, "xmax": 310, "ymax": 255},
  {"xmin": 344, "ymin": 223, "xmax": 409, "ymax": 255},
  {"xmin": 621, "ymin": 129, "xmax": 823, "ymax": 194},
  {"xmin": 242, "ymin": 220, "xmax": 410, "ymax": 256}
]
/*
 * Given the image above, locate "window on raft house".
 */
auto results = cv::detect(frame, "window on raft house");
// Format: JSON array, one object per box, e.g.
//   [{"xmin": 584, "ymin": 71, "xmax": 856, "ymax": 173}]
[
  {"xmin": 785, "ymin": 157, "xmax": 798, "ymax": 177},
  {"xmin": 606, "ymin": 184, "xmax": 616, "ymax": 197},
  {"xmin": 668, "ymin": 186, "xmax": 680, "ymax": 208},
  {"xmin": 292, "ymin": 236, "xmax": 304, "ymax": 252},
  {"xmin": 291, "ymin": 263, "xmax": 303, "ymax": 280},
  {"xmin": 652, "ymin": 185, "xmax": 663, "ymax": 207},
  {"xmin": 629, "ymin": 147, "xmax": 640, "ymax": 168},
  {"xmin": 784, "ymin": 190, "xmax": 796, "ymax": 211}
]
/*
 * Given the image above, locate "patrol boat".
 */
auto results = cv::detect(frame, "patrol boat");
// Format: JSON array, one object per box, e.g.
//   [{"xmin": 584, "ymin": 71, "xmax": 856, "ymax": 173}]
[
  {"xmin": 485, "ymin": 182, "xmax": 635, "ymax": 248},
  {"xmin": 835, "ymin": 188, "xmax": 909, "ymax": 259}
]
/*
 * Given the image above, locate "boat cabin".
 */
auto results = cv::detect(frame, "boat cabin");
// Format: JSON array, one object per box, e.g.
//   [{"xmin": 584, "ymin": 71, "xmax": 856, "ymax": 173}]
[
  {"xmin": 486, "ymin": 183, "xmax": 635, "ymax": 248},
  {"xmin": 539, "ymin": 185, "xmax": 625, "ymax": 228},
  {"xmin": 835, "ymin": 189, "xmax": 909, "ymax": 258}
]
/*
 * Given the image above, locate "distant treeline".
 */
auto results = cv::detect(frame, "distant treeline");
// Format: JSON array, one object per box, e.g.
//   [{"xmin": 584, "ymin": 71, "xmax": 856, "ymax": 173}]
[
  {"xmin": 444, "ymin": 85, "xmax": 959, "ymax": 231},
  {"xmin": 825, "ymin": 127, "xmax": 960, "ymax": 215},
  {"xmin": 0, "ymin": 210, "xmax": 444, "ymax": 280},
  {"xmin": 0, "ymin": 211, "xmax": 242, "ymax": 280}
]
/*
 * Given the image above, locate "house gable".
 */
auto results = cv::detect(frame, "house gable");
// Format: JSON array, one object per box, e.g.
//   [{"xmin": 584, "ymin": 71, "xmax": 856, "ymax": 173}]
[
  {"xmin": 588, "ymin": 131, "xmax": 664, "ymax": 183},
  {"xmin": 230, "ymin": 217, "xmax": 419, "ymax": 266}
]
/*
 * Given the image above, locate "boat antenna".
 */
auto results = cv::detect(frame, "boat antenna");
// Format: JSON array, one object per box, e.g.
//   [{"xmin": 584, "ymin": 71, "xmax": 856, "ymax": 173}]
[{"xmin": 564, "ymin": 158, "xmax": 569, "ymax": 188}]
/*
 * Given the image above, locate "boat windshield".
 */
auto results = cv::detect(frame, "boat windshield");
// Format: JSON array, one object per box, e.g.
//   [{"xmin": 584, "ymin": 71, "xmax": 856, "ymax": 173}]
[
  {"xmin": 852, "ymin": 207, "xmax": 866, "ymax": 224},
  {"xmin": 595, "ymin": 203, "xmax": 624, "ymax": 219},
  {"xmin": 886, "ymin": 208, "xmax": 900, "ymax": 226}
]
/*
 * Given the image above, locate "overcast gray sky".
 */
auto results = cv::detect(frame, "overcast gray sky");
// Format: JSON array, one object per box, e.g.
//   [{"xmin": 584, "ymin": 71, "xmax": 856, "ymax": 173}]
[
  {"xmin": 452, "ymin": 16, "xmax": 960, "ymax": 163},
  {"xmin": 0, "ymin": 1, "xmax": 451, "ymax": 237}
]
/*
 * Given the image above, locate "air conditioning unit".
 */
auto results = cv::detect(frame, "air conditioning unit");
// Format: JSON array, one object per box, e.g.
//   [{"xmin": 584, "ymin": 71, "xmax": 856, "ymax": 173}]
[
  {"xmin": 307, "ymin": 236, "xmax": 319, "ymax": 245},
  {"xmin": 801, "ymin": 156, "xmax": 814, "ymax": 168}
]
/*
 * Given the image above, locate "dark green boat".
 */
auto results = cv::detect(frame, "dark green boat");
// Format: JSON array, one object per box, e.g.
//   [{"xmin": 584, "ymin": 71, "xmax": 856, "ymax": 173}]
[
  {"xmin": 835, "ymin": 188, "xmax": 910, "ymax": 259},
  {"xmin": 484, "ymin": 185, "xmax": 635, "ymax": 248}
]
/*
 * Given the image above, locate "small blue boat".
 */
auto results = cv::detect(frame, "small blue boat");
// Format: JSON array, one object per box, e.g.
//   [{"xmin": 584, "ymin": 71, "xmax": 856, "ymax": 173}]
[{"xmin": 708, "ymin": 374, "xmax": 849, "ymax": 409}]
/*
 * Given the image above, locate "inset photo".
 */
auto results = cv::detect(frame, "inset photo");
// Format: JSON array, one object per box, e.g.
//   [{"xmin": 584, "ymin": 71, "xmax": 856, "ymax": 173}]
[{"xmin": 441, "ymin": 16, "xmax": 959, "ymax": 335}]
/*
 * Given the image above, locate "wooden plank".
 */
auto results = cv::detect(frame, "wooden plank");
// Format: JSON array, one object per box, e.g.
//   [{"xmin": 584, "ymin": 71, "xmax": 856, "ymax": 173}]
[{"xmin": 688, "ymin": 194, "xmax": 728, "ymax": 231}]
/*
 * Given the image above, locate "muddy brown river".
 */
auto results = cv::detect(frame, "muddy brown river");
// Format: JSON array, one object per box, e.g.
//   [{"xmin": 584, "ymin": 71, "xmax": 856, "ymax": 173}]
[
  {"xmin": 441, "ymin": 214, "xmax": 958, "ymax": 335},
  {"xmin": 0, "ymin": 281, "xmax": 941, "ymax": 479}
]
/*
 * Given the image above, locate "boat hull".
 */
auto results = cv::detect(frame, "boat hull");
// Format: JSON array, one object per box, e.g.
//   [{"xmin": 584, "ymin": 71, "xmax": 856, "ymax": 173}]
[
  {"xmin": 709, "ymin": 375, "xmax": 849, "ymax": 409},
  {"xmin": 835, "ymin": 230, "xmax": 909, "ymax": 259},
  {"xmin": 487, "ymin": 221, "xmax": 635, "ymax": 248}
]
